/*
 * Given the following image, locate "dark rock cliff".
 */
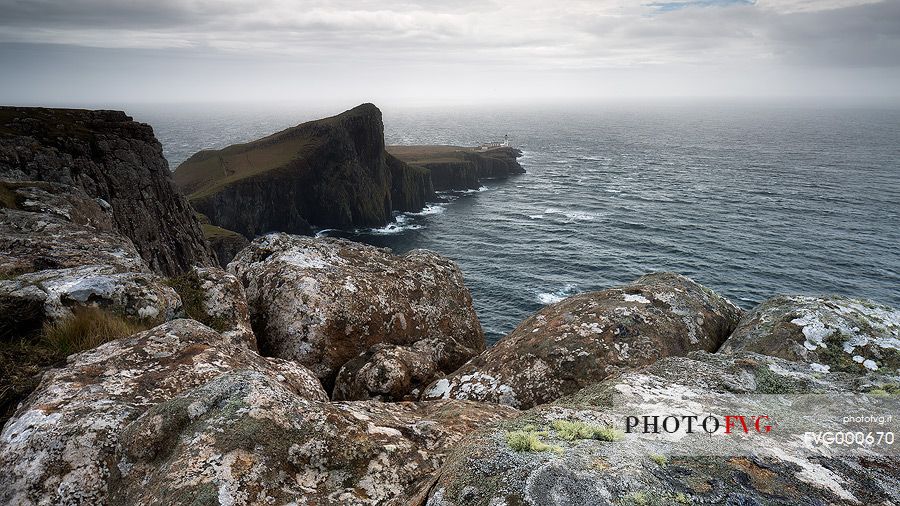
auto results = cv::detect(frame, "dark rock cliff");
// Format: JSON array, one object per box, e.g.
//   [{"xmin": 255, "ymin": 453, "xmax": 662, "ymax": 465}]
[
  {"xmin": 387, "ymin": 145, "xmax": 524, "ymax": 191},
  {"xmin": 0, "ymin": 107, "xmax": 216, "ymax": 275},
  {"xmin": 174, "ymin": 104, "xmax": 433, "ymax": 237}
]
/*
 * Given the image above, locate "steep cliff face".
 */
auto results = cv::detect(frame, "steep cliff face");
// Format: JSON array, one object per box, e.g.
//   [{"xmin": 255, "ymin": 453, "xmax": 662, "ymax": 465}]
[
  {"xmin": 0, "ymin": 107, "xmax": 215, "ymax": 275},
  {"xmin": 387, "ymin": 145, "xmax": 524, "ymax": 191},
  {"xmin": 174, "ymin": 104, "xmax": 433, "ymax": 237},
  {"xmin": 387, "ymin": 152, "xmax": 434, "ymax": 212}
]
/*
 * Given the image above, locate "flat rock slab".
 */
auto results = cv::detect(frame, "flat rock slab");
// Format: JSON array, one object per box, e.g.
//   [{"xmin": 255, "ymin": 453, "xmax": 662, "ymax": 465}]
[{"xmin": 0, "ymin": 180, "xmax": 146, "ymax": 276}]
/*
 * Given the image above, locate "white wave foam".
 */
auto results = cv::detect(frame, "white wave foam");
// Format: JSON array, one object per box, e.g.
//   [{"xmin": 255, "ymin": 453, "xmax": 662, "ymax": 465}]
[
  {"xmin": 543, "ymin": 207, "xmax": 595, "ymax": 222},
  {"xmin": 536, "ymin": 283, "xmax": 578, "ymax": 304},
  {"xmin": 361, "ymin": 214, "xmax": 423, "ymax": 235},
  {"xmin": 406, "ymin": 204, "xmax": 446, "ymax": 216},
  {"xmin": 314, "ymin": 228, "xmax": 340, "ymax": 238}
]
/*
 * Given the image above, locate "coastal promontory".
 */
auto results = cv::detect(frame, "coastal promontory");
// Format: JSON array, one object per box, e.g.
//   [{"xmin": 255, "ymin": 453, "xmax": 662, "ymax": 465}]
[{"xmin": 173, "ymin": 103, "xmax": 434, "ymax": 237}]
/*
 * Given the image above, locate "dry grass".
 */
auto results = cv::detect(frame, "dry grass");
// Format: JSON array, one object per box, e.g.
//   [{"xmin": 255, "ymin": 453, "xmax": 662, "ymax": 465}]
[
  {"xmin": 2, "ymin": 306, "xmax": 147, "ymax": 425},
  {"xmin": 40, "ymin": 306, "xmax": 148, "ymax": 357}
]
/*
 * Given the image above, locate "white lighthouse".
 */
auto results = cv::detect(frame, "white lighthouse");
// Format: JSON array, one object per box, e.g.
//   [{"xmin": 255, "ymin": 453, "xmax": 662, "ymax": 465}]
[{"xmin": 502, "ymin": 134, "xmax": 510, "ymax": 147}]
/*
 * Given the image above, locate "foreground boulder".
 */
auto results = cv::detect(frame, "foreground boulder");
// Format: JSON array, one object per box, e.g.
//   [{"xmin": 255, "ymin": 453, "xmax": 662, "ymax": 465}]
[
  {"xmin": 231, "ymin": 233, "xmax": 485, "ymax": 392},
  {"xmin": 0, "ymin": 319, "xmax": 325, "ymax": 505},
  {"xmin": 117, "ymin": 370, "xmax": 516, "ymax": 505},
  {"xmin": 427, "ymin": 351, "xmax": 900, "ymax": 505},
  {"xmin": 422, "ymin": 273, "xmax": 742, "ymax": 408},
  {"xmin": 165, "ymin": 266, "xmax": 257, "ymax": 349},
  {"xmin": 333, "ymin": 342, "xmax": 442, "ymax": 401},
  {"xmin": 0, "ymin": 107, "xmax": 215, "ymax": 275},
  {"xmin": 0, "ymin": 180, "xmax": 146, "ymax": 276},
  {"xmin": 720, "ymin": 295, "xmax": 900, "ymax": 375}
]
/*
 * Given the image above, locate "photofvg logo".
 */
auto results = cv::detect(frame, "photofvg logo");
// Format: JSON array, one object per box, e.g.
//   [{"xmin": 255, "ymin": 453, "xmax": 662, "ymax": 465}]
[{"xmin": 625, "ymin": 414, "xmax": 773, "ymax": 435}]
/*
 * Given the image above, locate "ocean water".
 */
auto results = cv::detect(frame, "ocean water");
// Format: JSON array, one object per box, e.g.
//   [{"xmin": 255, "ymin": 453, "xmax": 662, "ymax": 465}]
[{"xmin": 133, "ymin": 103, "xmax": 900, "ymax": 344}]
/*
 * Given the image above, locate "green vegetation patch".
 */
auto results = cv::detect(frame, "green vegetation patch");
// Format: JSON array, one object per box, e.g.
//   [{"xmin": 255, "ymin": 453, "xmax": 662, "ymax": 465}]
[
  {"xmin": 506, "ymin": 428, "xmax": 562, "ymax": 454},
  {"xmin": 201, "ymin": 223, "xmax": 244, "ymax": 240},
  {"xmin": 754, "ymin": 365, "xmax": 806, "ymax": 394},
  {"xmin": 650, "ymin": 454, "xmax": 668, "ymax": 467},
  {"xmin": 551, "ymin": 419, "xmax": 624, "ymax": 442}
]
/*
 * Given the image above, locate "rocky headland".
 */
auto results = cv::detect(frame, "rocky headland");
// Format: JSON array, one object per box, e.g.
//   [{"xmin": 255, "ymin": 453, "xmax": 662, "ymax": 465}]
[
  {"xmin": 173, "ymin": 104, "xmax": 525, "ymax": 245},
  {"xmin": 173, "ymin": 104, "xmax": 437, "ymax": 239},
  {"xmin": 1, "ymin": 105, "xmax": 898, "ymax": 505}
]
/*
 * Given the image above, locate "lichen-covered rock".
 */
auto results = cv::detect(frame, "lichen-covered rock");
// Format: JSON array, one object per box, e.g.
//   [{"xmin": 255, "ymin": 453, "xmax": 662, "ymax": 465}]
[
  {"xmin": 427, "ymin": 351, "xmax": 900, "ymax": 506},
  {"xmin": 333, "ymin": 342, "xmax": 442, "ymax": 401},
  {"xmin": 0, "ymin": 319, "xmax": 325, "ymax": 506},
  {"xmin": 0, "ymin": 107, "xmax": 216, "ymax": 275},
  {"xmin": 192, "ymin": 266, "xmax": 256, "ymax": 348},
  {"xmin": 116, "ymin": 370, "xmax": 517, "ymax": 506},
  {"xmin": 0, "ymin": 265, "xmax": 181, "ymax": 338},
  {"xmin": 423, "ymin": 273, "xmax": 742, "ymax": 409},
  {"xmin": 720, "ymin": 295, "xmax": 900, "ymax": 375},
  {"xmin": 0, "ymin": 180, "xmax": 146, "ymax": 276},
  {"xmin": 230, "ymin": 233, "xmax": 485, "ymax": 391}
]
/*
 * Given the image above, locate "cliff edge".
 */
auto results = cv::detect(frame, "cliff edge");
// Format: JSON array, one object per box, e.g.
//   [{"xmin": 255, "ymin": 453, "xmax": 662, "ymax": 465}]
[{"xmin": 0, "ymin": 107, "xmax": 215, "ymax": 275}]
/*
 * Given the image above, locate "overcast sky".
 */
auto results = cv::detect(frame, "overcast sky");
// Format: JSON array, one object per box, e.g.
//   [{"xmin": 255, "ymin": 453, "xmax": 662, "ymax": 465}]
[{"xmin": 1, "ymin": 0, "xmax": 899, "ymax": 106}]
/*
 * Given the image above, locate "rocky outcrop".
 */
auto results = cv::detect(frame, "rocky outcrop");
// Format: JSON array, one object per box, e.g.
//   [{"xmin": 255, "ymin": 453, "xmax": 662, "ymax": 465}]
[
  {"xmin": 333, "ymin": 342, "xmax": 442, "ymax": 401},
  {"xmin": 720, "ymin": 295, "xmax": 900, "ymax": 375},
  {"xmin": 190, "ymin": 266, "xmax": 256, "ymax": 348},
  {"xmin": 0, "ymin": 319, "xmax": 326, "ymax": 506},
  {"xmin": 116, "ymin": 370, "xmax": 516, "ymax": 505},
  {"xmin": 427, "ymin": 351, "xmax": 900, "ymax": 506},
  {"xmin": 387, "ymin": 145, "xmax": 524, "ymax": 191},
  {"xmin": 174, "ymin": 103, "xmax": 434, "ymax": 237},
  {"xmin": 0, "ymin": 107, "xmax": 215, "ymax": 275},
  {"xmin": 230, "ymin": 233, "xmax": 485, "ymax": 393},
  {"xmin": 422, "ymin": 273, "xmax": 742, "ymax": 408},
  {"xmin": 0, "ymin": 265, "xmax": 180, "ymax": 336},
  {"xmin": 0, "ymin": 180, "xmax": 146, "ymax": 276}
]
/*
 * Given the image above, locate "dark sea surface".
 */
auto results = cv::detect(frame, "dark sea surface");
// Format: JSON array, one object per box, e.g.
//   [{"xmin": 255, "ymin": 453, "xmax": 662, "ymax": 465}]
[{"xmin": 132, "ymin": 103, "xmax": 900, "ymax": 344}]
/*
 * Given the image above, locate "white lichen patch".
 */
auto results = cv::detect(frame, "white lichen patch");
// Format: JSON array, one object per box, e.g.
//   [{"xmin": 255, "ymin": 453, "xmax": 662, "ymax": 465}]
[{"xmin": 623, "ymin": 294, "xmax": 651, "ymax": 304}]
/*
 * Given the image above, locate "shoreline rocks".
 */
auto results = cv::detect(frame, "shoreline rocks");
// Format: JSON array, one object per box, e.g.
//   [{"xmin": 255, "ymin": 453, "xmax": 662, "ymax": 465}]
[
  {"xmin": 116, "ymin": 370, "xmax": 516, "ymax": 505},
  {"xmin": 426, "ymin": 351, "xmax": 900, "ymax": 506}
]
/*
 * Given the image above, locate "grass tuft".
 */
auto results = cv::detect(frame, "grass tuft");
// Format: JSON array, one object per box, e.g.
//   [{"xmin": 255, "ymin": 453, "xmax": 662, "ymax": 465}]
[
  {"xmin": 551, "ymin": 419, "xmax": 624, "ymax": 442},
  {"xmin": 649, "ymin": 454, "xmax": 668, "ymax": 467},
  {"xmin": 40, "ymin": 306, "xmax": 147, "ymax": 357},
  {"xmin": 506, "ymin": 429, "xmax": 561, "ymax": 453}
]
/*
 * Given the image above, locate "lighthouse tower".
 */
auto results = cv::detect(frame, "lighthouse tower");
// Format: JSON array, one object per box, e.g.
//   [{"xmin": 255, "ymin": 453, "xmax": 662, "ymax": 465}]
[{"xmin": 503, "ymin": 134, "xmax": 509, "ymax": 147}]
